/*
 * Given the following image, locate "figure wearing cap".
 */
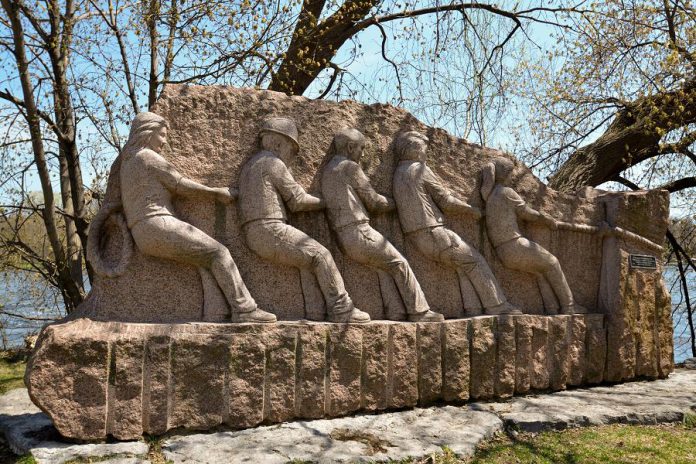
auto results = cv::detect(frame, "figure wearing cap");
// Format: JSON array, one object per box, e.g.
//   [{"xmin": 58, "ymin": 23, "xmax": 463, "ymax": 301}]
[
  {"xmin": 392, "ymin": 131, "xmax": 521, "ymax": 317},
  {"xmin": 90, "ymin": 112, "xmax": 276, "ymax": 323},
  {"xmin": 321, "ymin": 128, "xmax": 444, "ymax": 322},
  {"xmin": 238, "ymin": 117, "xmax": 370, "ymax": 323}
]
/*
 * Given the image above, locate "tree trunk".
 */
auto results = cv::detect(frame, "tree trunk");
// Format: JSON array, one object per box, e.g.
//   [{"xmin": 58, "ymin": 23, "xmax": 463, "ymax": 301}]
[
  {"xmin": 47, "ymin": 0, "xmax": 87, "ymax": 290},
  {"xmin": 1, "ymin": 0, "xmax": 83, "ymax": 311},
  {"xmin": 268, "ymin": 0, "xmax": 379, "ymax": 95},
  {"xmin": 550, "ymin": 79, "xmax": 696, "ymax": 191},
  {"xmin": 58, "ymin": 151, "xmax": 83, "ymax": 286},
  {"xmin": 147, "ymin": 0, "xmax": 160, "ymax": 109}
]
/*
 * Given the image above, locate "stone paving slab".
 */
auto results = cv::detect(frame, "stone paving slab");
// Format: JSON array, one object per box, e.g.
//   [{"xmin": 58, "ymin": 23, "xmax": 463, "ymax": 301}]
[
  {"xmin": 2, "ymin": 370, "xmax": 695, "ymax": 463},
  {"xmin": 476, "ymin": 369, "xmax": 696, "ymax": 433},
  {"xmin": 162, "ymin": 369, "xmax": 696, "ymax": 463},
  {"xmin": 163, "ymin": 407, "xmax": 503, "ymax": 464},
  {"xmin": 0, "ymin": 389, "xmax": 150, "ymax": 464}
]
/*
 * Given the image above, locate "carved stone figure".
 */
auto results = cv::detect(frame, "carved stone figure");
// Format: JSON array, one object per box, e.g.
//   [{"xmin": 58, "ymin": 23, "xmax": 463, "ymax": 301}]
[
  {"xmin": 238, "ymin": 117, "xmax": 370, "ymax": 323},
  {"xmin": 481, "ymin": 158, "xmax": 588, "ymax": 315},
  {"xmin": 321, "ymin": 128, "xmax": 444, "ymax": 322},
  {"xmin": 88, "ymin": 112, "xmax": 276, "ymax": 323},
  {"xmin": 393, "ymin": 131, "xmax": 521, "ymax": 316}
]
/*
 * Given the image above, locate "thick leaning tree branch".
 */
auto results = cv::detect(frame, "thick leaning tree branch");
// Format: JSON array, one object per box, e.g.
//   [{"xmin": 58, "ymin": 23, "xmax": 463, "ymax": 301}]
[
  {"xmin": 549, "ymin": 78, "xmax": 696, "ymax": 192},
  {"xmin": 268, "ymin": 2, "xmax": 578, "ymax": 96}
]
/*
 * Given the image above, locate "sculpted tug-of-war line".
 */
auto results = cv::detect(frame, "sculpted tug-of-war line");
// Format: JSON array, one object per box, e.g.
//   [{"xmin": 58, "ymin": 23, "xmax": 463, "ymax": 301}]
[
  {"xmin": 89, "ymin": 113, "xmax": 602, "ymax": 323},
  {"xmin": 26, "ymin": 86, "xmax": 673, "ymax": 440}
]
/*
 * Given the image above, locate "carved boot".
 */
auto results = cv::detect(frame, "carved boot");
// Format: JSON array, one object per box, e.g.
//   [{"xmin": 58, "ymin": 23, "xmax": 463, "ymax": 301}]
[
  {"xmin": 232, "ymin": 308, "xmax": 277, "ymax": 323},
  {"xmin": 408, "ymin": 309, "xmax": 445, "ymax": 322},
  {"xmin": 328, "ymin": 308, "xmax": 371, "ymax": 323},
  {"xmin": 484, "ymin": 302, "xmax": 523, "ymax": 316},
  {"xmin": 560, "ymin": 303, "xmax": 588, "ymax": 315}
]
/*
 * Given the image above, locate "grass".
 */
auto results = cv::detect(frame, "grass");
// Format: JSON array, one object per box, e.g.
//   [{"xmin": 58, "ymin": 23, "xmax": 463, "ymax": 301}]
[
  {"xmin": 427, "ymin": 423, "xmax": 696, "ymax": 464},
  {"xmin": 145, "ymin": 435, "xmax": 173, "ymax": 464},
  {"xmin": 0, "ymin": 421, "xmax": 694, "ymax": 464},
  {"xmin": 0, "ymin": 351, "xmax": 27, "ymax": 395},
  {"xmin": 0, "ymin": 440, "xmax": 34, "ymax": 464}
]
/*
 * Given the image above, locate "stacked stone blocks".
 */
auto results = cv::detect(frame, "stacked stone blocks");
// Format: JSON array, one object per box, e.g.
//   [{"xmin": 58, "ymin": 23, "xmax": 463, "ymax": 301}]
[{"xmin": 28, "ymin": 315, "xmax": 609, "ymax": 440}]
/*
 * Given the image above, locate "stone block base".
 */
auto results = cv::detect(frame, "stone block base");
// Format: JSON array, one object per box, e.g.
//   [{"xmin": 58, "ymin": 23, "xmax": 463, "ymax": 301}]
[{"xmin": 26, "ymin": 315, "xmax": 620, "ymax": 440}]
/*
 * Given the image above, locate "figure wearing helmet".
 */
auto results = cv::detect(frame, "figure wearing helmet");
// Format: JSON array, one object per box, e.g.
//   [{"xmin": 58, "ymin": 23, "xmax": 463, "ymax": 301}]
[
  {"xmin": 238, "ymin": 117, "xmax": 370, "ymax": 323},
  {"xmin": 109, "ymin": 112, "xmax": 276, "ymax": 323}
]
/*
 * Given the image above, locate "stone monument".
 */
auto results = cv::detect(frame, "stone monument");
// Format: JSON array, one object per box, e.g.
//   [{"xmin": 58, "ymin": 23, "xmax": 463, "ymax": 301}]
[{"xmin": 25, "ymin": 85, "xmax": 673, "ymax": 440}]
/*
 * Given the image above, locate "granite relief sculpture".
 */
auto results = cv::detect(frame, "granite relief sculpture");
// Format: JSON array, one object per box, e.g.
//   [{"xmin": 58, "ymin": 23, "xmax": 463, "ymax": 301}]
[
  {"xmin": 480, "ymin": 158, "xmax": 588, "ymax": 315},
  {"xmin": 26, "ymin": 86, "xmax": 673, "ymax": 441},
  {"xmin": 321, "ymin": 128, "xmax": 443, "ymax": 322},
  {"xmin": 393, "ymin": 131, "xmax": 521, "ymax": 317},
  {"xmin": 87, "ymin": 112, "xmax": 275, "ymax": 323},
  {"xmin": 238, "ymin": 117, "xmax": 370, "ymax": 323}
]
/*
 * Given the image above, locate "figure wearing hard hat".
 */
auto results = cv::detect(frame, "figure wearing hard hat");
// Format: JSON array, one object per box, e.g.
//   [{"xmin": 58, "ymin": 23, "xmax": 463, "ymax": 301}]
[{"xmin": 238, "ymin": 117, "xmax": 370, "ymax": 323}]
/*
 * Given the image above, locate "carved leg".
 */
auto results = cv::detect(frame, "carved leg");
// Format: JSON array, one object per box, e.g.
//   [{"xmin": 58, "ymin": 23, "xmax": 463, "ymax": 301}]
[
  {"xmin": 446, "ymin": 234, "xmax": 522, "ymax": 315},
  {"xmin": 199, "ymin": 268, "xmax": 229, "ymax": 321},
  {"xmin": 377, "ymin": 270, "xmax": 407, "ymax": 320},
  {"xmin": 244, "ymin": 221, "xmax": 355, "ymax": 316},
  {"xmin": 537, "ymin": 274, "xmax": 560, "ymax": 315},
  {"xmin": 455, "ymin": 270, "xmax": 483, "ymax": 316},
  {"xmin": 445, "ymin": 242, "xmax": 506, "ymax": 310},
  {"xmin": 300, "ymin": 268, "xmax": 326, "ymax": 321},
  {"xmin": 408, "ymin": 226, "xmax": 514, "ymax": 314},
  {"xmin": 543, "ymin": 264, "xmax": 574, "ymax": 308},
  {"xmin": 379, "ymin": 256, "xmax": 429, "ymax": 316},
  {"xmin": 131, "ymin": 216, "xmax": 259, "ymax": 314},
  {"xmin": 338, "ymin": 223, "xmax": 428, "ymax": 318},
  {"xmin": 307, "ymin": 244, "xmax": 354, "ymax": 315},
  {"xmin": 204, "ymin": 247, "xmax": 256, "ymax": 313}
]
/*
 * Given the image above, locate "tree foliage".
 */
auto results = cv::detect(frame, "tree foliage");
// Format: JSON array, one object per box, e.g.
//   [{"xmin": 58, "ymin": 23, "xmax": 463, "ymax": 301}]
[{"xmin": 512, "ymin": 1, "xmax": 695, "ymax": 196}]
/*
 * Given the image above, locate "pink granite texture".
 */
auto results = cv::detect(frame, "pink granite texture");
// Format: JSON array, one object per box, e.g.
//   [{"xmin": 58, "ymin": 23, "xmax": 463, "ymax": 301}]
[
  {"xmin": 27, "ymin": 315, "xmax": 607, "ymax": 440},
  {"xmin": 76, "ymin": 85, "xmax": 668, "ymax": 326},
  {"xmin": 31, "ymin": 86, "xmax": 672, "ymax": 440}
]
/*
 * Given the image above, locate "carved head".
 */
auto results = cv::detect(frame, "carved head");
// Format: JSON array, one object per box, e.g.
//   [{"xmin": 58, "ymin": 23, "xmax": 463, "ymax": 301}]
[
  {"xmin": 123, "ymin": 112, "xmax": 168, "ymax": 155},
  {"xmin": 259, "ymin": 117, "xmax": 299, "ymax": 161},
  {"xmin": 333, "ymin": 128, "xmax": 366, "ymax": 162},
  {"xmin": 395, "ymin": 131, "xmax": 428, "ymax": 162},
  {"xmin": 493, "ymin": 158, "xmax": 515, "ymax": 183}
]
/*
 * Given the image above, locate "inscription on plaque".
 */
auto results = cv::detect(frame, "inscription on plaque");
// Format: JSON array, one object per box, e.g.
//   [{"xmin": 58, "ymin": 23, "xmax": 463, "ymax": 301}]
[{"xmin": 629, "ymin": 254, "xmax": 657, "ymax": 270}]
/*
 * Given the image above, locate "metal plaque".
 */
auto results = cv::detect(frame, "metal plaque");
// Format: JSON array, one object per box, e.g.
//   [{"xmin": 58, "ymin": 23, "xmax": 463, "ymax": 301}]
[{"xmin": 629, "ymin": 254, "xmax": 657, "ymax": 270}]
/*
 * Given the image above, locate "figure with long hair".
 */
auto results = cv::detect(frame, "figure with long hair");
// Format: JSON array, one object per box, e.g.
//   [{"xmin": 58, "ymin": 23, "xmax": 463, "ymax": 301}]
[
  {"xmin": 480, "ymin": 158, "xmax": 588, "ymax": 315},
  {"xmin": 88, "ymin": 112, "xmax": 275, "ymax": 323},
  {"xmin": 392, "ymin": 131, "xmax": 521, "ymax": 316}
]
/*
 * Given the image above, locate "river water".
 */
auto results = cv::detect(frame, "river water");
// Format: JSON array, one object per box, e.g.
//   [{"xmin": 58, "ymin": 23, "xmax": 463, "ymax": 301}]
[
  {"xmin": 667, "ymin": 265, "xmax": 695, "ymax": 363},
  {"xmin": 1, "ymin": 268, "xmax": 694, "ymax": 362}
]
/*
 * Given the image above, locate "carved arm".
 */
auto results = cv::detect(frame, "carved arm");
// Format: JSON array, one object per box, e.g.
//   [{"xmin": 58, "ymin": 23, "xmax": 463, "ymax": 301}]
[
  {"xmin": 516, "ymin": 204, "xmax": 557, "ymax": 229},
  {"xmin": 175, "ymin": 177, "xmax": 237, "ymax": 204}
]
